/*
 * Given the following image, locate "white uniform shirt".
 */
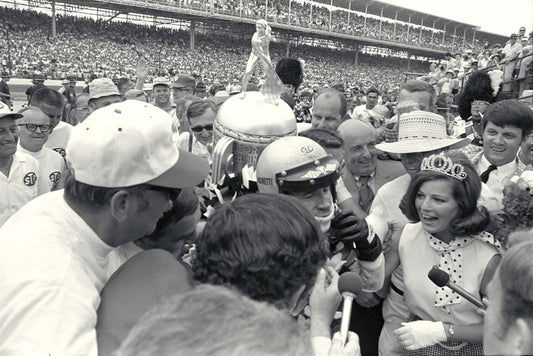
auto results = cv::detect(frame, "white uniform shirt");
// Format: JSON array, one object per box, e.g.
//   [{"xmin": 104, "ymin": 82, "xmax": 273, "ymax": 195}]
[
  {"xmin": 0, "ymin": 191, "xmax": 119, "ymax": 355},
  {"xmin": 18, "ymin": 144, "xmax": 66, "ymax": 190},
  {"xmin": 0, "ymin": 151, "xmax": 49, "ymax": 226},
  {"xmin": 175, "ymin": 131, "xmax": 212, "ymax": 164},
  {"xmin": 44, "ymin": 121, "xmax": 73, "ymax": 158},
  {"xmin": 351, "ymin": 104, "xmax": 373, "ymax": 120}
]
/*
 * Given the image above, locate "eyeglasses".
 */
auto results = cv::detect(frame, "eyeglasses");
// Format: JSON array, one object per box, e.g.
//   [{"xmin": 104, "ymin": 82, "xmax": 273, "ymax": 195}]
[
  {"xmin": 18, "ymin": 123, "xmax": 51, "ymax": 133},
  {"xmin": 146, "ymin": 185, "xmax": 182, "ymax": 201},
  {"xmin": 190, "ymin": 124, "xmax": 213, "ymax": 132}
]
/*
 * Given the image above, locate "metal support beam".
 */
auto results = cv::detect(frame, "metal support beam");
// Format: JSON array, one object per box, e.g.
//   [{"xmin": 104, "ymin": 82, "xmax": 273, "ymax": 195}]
[
  {"xmin": 472, "ymin": 26, "xmax": 480, "ymax": 45},
  {"xmin": 190, "ymin": 20, "xmax": 196, "ymax": 51},
  {"xmin": 329, "ymin": 0, "xmax": 333, "ymax": 30},
  {"xmin": 288, "ymin": 0, "xmax": 291, "ymax": 25},
  {"xmin": 51, "ymin": 0, "xmax": 56, "ymax": 38},
  {"xmin": 265, "ymin": 0, "xmax": 268, "ymax": 20},
  {"xmin": 347, "ymin": 0, "xmax": 351, "ymax": 26}
]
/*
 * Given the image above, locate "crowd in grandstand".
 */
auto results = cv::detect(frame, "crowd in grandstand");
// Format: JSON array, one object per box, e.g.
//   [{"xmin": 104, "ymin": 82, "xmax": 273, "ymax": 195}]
[{"xmin": 0, "ymin": 4, "xmax": 532, "ymax": 356}]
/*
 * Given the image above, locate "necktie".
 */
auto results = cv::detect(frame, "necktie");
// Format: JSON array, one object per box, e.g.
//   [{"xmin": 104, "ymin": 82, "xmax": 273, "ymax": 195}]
[
  {"xmin": 358, "ymin": 176, "xmax": 375, "ymax": 213},
  {"xmin": 480, "ymin": 165, "xmax": 497, "ymax": 183}
]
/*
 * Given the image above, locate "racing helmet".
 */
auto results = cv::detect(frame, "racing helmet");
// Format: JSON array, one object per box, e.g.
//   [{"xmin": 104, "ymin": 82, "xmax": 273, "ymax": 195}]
[{"xmin": 256, "ymin": 136, "xmax": 340, "ymax": 194}]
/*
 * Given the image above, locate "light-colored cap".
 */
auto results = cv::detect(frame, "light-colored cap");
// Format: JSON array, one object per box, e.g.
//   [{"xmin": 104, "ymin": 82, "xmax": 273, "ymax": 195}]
[
  {"xmin": 0, "ymin": 101, "xmax": 22, "ymax": 120},
  {"xmin": 152, "ymin": 77, "xmax": 170, "ymax": 87},
  {"xmin": 89, "ymin": 78, "xmax": 120, "ymax": 100},
  {"xmin": 375, "ymin": 111, "xmax": 469, "ymax": 154},
  {"xmin": 66, "ymin": 101, "xmax": 209, "ymax": 188}
]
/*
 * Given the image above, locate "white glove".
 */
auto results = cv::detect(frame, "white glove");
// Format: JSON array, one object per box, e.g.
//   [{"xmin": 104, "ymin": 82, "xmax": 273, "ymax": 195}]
[{"xmin": 393, "ymin": 321, "xmax": 447, "ymax": 350}]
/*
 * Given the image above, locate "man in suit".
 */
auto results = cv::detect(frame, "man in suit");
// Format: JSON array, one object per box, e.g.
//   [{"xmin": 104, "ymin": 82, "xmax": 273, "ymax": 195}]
[
  {"xmin": 337, "ymin": 119, "xmax": 404, "ymax": 356},
  {"xmin": 338, "ymin": 119, "xmax": 405, "ymax": 216}
]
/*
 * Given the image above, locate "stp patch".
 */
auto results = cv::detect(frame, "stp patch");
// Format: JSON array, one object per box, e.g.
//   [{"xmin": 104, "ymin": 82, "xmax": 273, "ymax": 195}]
[{"xmin": 24, "ymin": 172, "xmax": 37, "ymax": 186}]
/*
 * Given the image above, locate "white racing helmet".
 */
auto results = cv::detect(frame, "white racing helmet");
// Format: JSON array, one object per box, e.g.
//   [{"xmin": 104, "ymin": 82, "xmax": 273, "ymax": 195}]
[{"xmin": 256, "ymin": 136, "xmax": 340, "ymax": 194}]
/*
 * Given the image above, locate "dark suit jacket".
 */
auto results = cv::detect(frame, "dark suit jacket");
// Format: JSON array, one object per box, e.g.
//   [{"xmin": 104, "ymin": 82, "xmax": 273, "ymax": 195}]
[{"xmin": 342, "ymin": 158, "xmax": 406, "ymax": 207}]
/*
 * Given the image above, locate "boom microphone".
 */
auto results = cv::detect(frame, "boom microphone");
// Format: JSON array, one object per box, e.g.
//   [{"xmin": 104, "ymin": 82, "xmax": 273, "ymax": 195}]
[
  {"xmin": 337, "ymin": 272, "xmax": 363, "ymax": 346},
  {"xmin": 428, "ymin": 266, "xmax": 486, "ymax": 309}
]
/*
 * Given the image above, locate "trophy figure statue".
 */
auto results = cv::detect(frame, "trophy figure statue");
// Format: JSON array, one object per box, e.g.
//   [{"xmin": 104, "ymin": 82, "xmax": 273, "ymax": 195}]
[{"xmin": 241, "ymin": 19, "xmax": 283, "ymax": 104}]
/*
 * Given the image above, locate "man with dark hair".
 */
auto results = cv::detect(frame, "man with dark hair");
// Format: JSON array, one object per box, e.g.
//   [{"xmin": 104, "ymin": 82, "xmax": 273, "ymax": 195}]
[
  {"xmin": 30, "ymin": 88, "xmax": 71, "ymax": 157},
  {"xmin": 171, "ymin": 74, "xmax": 196, "ymax": 102},
  {"xmin": 25, "ymin": 73, "xmax": 47, "ymax": 104},
  {"xmin": 311, "ymin": 89, "xmax": 349, "ymax": 132},
  {"xmin": 466, "ymin": 100, "xmax": 533, "ymax": 206},
  {"xmin": 351, "ymin": 87, "xmax": 379, "ymax": 120},
  {"xmin": 0, "ymin": 101, "xmax": 209, "ymax": 354}
]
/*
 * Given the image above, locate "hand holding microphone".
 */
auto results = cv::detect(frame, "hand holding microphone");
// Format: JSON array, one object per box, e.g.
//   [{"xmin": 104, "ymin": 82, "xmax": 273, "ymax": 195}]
[
  {"xmin": 427, "ymin": 266, "xmax": 486, "ymax": 309},
  {"xmin": 337, "ymin": 272, "xmax": 363, "ymax": 346}
]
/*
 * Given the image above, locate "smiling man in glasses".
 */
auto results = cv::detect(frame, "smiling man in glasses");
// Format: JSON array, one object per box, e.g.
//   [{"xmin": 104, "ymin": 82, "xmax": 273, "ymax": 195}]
[
  {"xmin": 16, "ymin": 107, "xmax": 66, "ymax": 191},
  {"xmin": 0, "ymin": 103, "xmax": 50, "ymax": 227},
  {"xmin": 0, "ymin": 101, "xmax": 209, "ymax": 355},
  {"xmin": 175, "ymin": 100, "xmax": 217, "ymax": 163}
]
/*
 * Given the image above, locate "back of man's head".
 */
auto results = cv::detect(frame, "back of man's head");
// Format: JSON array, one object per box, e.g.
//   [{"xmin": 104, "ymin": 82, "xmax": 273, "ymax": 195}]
[
  {"xmin": 114, "ymin": 285, "xmax": 313, "ymax": 356},
  {"xmin": 30, "ymin": 88, "xmax": 65, "ymax": 110},
  {"xmin": 193, "ymin": 193, "xmax": 327, "ymax": 308},
  {"xmin": 314, "ymin": 88, "xmax": 348, "ymax": 118}
]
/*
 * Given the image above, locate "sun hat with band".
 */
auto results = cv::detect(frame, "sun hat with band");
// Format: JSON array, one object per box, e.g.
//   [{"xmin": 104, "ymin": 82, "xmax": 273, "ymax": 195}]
[
  {"xmin": 66, "ymin": 100, "xmax": 209, "ymax": 189},
  {"xmin": 375, "ymin": 111, "xmax": 469, "ymax": 154}
]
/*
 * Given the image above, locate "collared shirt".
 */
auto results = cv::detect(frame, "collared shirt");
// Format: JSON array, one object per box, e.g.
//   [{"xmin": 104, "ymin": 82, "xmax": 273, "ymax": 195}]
[
  {"xmin": 477, "ymin": 154, "xmax": 518, "ymax": 206},
  {"xmin": 0, "ymin": 151, "xmax": 49, "ymax": 226}
]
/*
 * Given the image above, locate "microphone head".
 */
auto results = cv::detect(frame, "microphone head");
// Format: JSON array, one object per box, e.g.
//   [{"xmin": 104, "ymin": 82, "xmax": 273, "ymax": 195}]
[
  {"xmin": 338, "ymin": 272, "xmax": 363, "ymax": 296},
  {"xmin": 428, "ymin": 266, "xmax": 450, "ymax": 287}
]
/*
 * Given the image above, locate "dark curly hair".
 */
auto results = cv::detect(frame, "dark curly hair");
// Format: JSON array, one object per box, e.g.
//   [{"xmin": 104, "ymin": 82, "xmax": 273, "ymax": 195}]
[
  {"xmin": 400, "ymin": 150, "xmax": 491, "ymax": 236},
  {"xmin": 193, "ymin": 193, "xmax": 328, "ymax": 308}
]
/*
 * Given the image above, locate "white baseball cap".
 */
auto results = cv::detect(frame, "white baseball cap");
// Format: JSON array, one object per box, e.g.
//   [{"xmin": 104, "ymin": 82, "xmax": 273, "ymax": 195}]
[{"xmin": 66, "ymin": 101, "xmax": 209, "ymax": 188}]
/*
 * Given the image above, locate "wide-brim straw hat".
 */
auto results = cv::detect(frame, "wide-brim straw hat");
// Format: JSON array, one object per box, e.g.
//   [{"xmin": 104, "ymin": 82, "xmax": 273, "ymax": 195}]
[{"xmin": 376, "ymin": 111, "xmax": 469, "ymax": 154}]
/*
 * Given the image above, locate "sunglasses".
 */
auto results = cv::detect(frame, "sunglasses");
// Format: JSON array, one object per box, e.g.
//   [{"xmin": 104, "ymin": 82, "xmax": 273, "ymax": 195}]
[
  {"xmin": 18, "ymin": 123, "xmax": 51, "ymax": 133},
  {"xmin": 190, "ymin": 124, "xmax": 213, "ymax": 132},
  {"xmin": 146, "ymin": 185, "xmax": 182, "ymax": 201}
]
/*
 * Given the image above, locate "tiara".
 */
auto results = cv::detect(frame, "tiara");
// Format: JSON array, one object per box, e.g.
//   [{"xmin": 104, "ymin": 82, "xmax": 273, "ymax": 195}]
[{"xmin": 420, "ymin": 154, "xmax": 467, "ymax": 181}]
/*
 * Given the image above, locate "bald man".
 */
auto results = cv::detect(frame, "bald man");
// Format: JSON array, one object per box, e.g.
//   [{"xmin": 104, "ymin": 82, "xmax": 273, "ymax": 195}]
[
  {"xmin": 337, "ymin": 119, "xmax": 405, "ymax": 356},
  {"xmin": 311, "ymin": 89, "xmax": 350, "ymax": 132}
]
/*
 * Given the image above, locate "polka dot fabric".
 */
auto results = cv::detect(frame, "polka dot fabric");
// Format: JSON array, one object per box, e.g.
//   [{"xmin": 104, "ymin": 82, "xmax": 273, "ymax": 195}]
[{"xmin": 425, "ymin": 231, "xmax": 502, "ymax": 309}]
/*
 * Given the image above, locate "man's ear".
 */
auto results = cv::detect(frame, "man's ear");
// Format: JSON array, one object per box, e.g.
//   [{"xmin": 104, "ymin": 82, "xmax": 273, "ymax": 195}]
[
  {"xmin": 288, "ymin": 284, "xmax": 309, "ymax": 317},
  {"xmin": 109, "ymin": 190, "xmax": 133, "ymax": 222}
]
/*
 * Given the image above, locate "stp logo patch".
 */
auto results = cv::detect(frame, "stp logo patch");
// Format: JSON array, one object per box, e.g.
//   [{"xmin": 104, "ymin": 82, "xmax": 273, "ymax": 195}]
[
  {"xmin": 53, "ymin": 148, "xmax": 66, "ymax": 157},
  {"xmin": 49, "ymin": 171, "xmax": 61, "ymax": 183},
  {"xmin": 24, "ymin": 172, "xmax": 37, "ymax": 186}
]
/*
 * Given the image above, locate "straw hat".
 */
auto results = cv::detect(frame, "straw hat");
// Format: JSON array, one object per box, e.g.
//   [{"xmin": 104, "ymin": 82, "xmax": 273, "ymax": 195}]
[{"xmin": 375, "ymin": 111, "xmax": 469, "ymax": 154}]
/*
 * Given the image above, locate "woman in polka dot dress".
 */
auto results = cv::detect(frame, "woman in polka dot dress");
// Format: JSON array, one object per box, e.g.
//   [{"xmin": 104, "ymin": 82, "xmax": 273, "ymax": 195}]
[{"xmin": 389, "ymin": 151, "xmax": 501, "ymax": 356}]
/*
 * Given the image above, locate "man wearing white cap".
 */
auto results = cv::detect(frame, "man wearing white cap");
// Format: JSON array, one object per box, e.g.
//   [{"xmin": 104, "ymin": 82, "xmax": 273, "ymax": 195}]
[
  {"xmin": 0, "ymin": 103, "xmax": 49, "ymax": 227},
  {"xmin": 0, "ymin": 101, "xmax": 209, "ymax": 355}
]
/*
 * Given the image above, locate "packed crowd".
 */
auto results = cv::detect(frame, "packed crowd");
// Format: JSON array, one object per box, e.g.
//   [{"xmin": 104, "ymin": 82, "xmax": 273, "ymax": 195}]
[
  {"xmin": 0, "ymin": 6, "xmax": 427, "ymax": 97},
  {"xmin": 1, "ymin": 9, "xmax": 533, "ymax": 356},
  {"xmin": 174, "ymin": 0, "xmax": 497, "ymax": 52}
]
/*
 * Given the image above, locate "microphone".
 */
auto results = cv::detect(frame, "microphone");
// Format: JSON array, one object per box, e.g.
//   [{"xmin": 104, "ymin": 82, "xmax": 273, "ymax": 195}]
[
  {"xmin": 427, "ymin": 266, "xmax": 486, "ymax": 309},
  {"xmin": 337, "ymin": 272, "xmax": 363, "ymax": 346}
]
